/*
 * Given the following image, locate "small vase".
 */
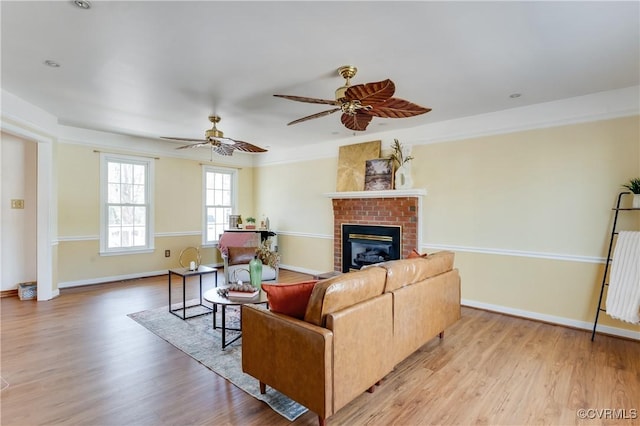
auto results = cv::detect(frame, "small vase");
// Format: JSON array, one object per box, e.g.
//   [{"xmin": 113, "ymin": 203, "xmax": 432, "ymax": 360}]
[
  {"xmin": 633, "ymin": 194, "xmax": 640, "ymax": 209},
  {"xmin": 249, "ymin": 256, "xmax": 263, "ymax": 290},
  {"xmin": 395, "ymin": 164, "xmax": 413, "ymax": 189}
]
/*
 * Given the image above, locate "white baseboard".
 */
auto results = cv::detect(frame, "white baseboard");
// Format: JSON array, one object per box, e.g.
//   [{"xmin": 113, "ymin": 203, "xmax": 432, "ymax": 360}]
[
  {"xmin": 57, "ymin": 263, "xmax": 224, "ymax": 289},
  {"xmin": 278, "ymin": 263, "xmax": 326, "ymax": 277},
  {"xmin": 462, "ymin": 298, "xmax": 640, "ymax": 341}
]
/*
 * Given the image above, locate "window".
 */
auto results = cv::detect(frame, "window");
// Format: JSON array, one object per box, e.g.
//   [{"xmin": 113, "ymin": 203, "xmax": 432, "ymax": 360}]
[
  {"xmin": 203, "ymin": 166, "xmax": 237, "ymax": 245},
  {"xmin": 100, "ymin": 153, "xmax": 154, "ymax": 254}
]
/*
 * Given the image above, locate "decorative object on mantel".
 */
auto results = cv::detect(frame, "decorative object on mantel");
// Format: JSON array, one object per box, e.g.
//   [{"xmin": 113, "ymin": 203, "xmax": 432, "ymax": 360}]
[
  {"xmin": 389, "ymin": 138, "xmax": 414, "ymax": 190},
  {"xmin": 336, "ymin": 140, "xmax": 381, "ymax": 191},
  {"xmin": 364, "ymin": 158, "xmax": 394, "ymax": 191},
  {"xmin": 622, "ymin": 178, "xmax": 640, "ymax": 208}
]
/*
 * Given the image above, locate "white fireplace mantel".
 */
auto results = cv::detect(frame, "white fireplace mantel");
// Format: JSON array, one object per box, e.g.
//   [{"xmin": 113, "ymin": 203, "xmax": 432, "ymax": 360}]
[{"xmin": 324, "ymin": 189, "xmax": 427, "ymax": 199}]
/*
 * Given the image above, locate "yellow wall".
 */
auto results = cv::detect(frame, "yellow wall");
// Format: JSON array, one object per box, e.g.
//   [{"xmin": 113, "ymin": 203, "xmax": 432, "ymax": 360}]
[
  {"xmin": 253, "ymin": 116, "xmax": 640, "ymax": 335},
  {"xmin": 254, "ymin": 157, "xmax": 337, "ymax": 273},
  {"xmin": 53, "ymin": 116, "xmax": 639, "ymax": 336},
  {"xmin": 56, "ymin": 143, "xmax": 253, "ymax": 284}
]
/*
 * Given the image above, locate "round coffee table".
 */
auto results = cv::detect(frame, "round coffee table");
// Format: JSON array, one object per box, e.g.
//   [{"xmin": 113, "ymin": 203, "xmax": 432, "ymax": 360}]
[{"xmin": 203, "ymin": 288, "xmax": 268, "ymax": 349}]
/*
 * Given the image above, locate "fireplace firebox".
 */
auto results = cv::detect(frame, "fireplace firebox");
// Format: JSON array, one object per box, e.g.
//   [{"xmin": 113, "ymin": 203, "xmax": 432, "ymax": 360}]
[{"xmin": 342, "ymin": 224, "xmax": 401, "ymax": 272}]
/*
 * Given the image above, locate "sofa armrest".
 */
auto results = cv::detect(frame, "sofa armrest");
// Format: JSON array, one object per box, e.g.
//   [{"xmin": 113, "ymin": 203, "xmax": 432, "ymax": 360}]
[{"xmin": 242, "ymin": 304, "xmax": 333, "ymax": 418}]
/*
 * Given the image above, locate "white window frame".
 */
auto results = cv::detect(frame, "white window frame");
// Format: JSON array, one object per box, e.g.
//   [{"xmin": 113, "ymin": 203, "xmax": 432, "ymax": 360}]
[
  {"xmin": 99, "ymin": 153, "xmax": 155, "ymax": 255},
  {"xmin": 202, "ymin": 166, "xmax": 238, "ymax": 247}
]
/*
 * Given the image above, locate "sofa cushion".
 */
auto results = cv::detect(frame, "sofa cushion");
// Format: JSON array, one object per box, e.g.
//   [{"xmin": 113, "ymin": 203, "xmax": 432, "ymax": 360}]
[
  {"xmin": 227, "ymin": 246, "xmax": 257, "ymax": 266},
  {"xmin": 380, "ymin": 251, "xmax": 455, "ymax": 292},
  {"xmin": 261, "ymin": 280, "xmax": 319, "ymax": 319},
  {"xmin": 304, "ymin": 266, "xmax": 387, "ymax": 327}
]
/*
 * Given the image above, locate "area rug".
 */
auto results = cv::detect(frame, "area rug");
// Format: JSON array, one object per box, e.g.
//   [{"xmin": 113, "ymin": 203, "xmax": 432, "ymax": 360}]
[{"xmin": 127, "ymin": 303, "xmax": 308, "ymax": 421}]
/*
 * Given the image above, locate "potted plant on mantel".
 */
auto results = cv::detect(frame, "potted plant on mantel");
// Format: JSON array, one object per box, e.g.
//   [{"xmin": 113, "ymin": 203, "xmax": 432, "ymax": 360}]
[
  {"xmin": 245, "ymin": 217, "xmax": 257, "ymax": 229},
  {"xmin": 389, "ymin": 139, "xmax": 414, "ymax": 190},
  {"xmin": 622, "ymin": 178, "xmax": 640, "ymax": 208}
]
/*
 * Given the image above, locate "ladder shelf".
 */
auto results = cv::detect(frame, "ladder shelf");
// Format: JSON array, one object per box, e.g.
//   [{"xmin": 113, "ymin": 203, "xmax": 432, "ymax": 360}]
[{"xmin": 591, "ymin": 191, "xmax": 639, "ymax": 341}]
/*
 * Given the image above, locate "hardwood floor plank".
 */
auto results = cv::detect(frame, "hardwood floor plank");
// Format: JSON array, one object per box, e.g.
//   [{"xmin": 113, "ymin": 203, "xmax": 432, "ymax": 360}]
[{"xmin": 1, "ymin": 270, "xmax": 638, "ymax": 425}]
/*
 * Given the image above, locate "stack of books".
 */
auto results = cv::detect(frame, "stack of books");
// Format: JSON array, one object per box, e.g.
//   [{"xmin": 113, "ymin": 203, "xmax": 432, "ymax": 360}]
[{"xmin": 228, "ymin": 289, "xmax": 259, "ymax": 299}]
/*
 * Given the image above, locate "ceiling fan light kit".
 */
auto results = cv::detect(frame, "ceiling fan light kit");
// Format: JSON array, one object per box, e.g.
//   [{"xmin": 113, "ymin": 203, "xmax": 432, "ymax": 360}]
[{"xmin": 274, "ymin": 65, "xmax": 431, "ymax": 131}]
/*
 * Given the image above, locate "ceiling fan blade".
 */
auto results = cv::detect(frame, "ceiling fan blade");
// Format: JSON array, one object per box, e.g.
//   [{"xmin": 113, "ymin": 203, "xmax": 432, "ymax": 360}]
[
  {"xmin": 287, "ymin": 108, "xmax": 341, "ymax": 126},
  {"xmin": 366, "ymin": 98, "xmax": 432, "ymax": 118},
  {"xmin": 274, "ymin": 94, "xmax": 340, "ymax": 106},
  {"xmin": 176, "ymin": 141, "xmax": 212, "ymax": 150},
  {"xmin": 161, "ymin": 136, "xmax": 209, "ymax": 143},
  {"xmin": 229, "ymin": 140, "xmax": 268, "ymax": 153},
  {"xmin": 207, "ymin": 136, "xmax": 267, "ymax": 153},
  {"xmin": 213, "ymin": 144, "xmax": 235, "ymax": 156},
  {"xmin": 341, "ymin": 111, "xmax": 373, "ymax": 131},
  {"xmin": 345, "ymin": 79, "xmax": 395, "ymax": 105}
]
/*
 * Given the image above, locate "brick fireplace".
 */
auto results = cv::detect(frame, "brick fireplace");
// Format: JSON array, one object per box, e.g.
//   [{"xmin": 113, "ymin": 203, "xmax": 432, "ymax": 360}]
[{"xmin": 326, "ymin": 189, "xmax": 426, "ymax": 272}]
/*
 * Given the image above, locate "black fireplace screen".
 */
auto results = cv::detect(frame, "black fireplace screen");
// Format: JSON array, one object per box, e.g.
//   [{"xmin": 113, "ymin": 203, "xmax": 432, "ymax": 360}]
[{"xmin": 342, "ymin": 224, "xmax": 401, "ymax": 272}]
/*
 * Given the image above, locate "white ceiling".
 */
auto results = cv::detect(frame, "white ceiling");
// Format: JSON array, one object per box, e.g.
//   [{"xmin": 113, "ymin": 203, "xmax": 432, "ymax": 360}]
[{"xmin": 2, "ymin": 1, "xmax": 639, "ymax": 154}]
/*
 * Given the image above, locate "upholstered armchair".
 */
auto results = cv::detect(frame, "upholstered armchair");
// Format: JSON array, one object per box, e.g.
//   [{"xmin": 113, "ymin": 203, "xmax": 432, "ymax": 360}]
[{"xmin": 221, "ymin": 246, "xmax": 279, "ymax": 285}]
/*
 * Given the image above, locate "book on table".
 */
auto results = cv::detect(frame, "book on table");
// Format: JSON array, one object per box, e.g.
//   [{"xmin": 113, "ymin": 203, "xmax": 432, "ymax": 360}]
[{"xmin": 228, "ymin": 289, "xmax": 259, "ymax": 299}]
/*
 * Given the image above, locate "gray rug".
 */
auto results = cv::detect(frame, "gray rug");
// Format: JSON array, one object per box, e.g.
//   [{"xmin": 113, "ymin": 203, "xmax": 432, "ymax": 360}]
[{"xmin": 127, "ymin": 303, "xmax": 308, "ymax": 421}]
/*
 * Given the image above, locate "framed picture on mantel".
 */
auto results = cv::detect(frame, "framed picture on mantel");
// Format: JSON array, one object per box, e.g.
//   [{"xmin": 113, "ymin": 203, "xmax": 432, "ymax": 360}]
[
  {"xmin": 364, "ymin": 158, "xmax": 394, "ymax": 191},
  {"xmin": 336, "ymin": 140, "xmax": 381, "ymax": 192}
]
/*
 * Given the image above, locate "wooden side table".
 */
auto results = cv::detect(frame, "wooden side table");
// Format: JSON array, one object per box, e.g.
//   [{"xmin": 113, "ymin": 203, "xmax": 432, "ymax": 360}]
[{"xmin": 168, "ymin": 265, "xmax": 217, "ymax": 320}]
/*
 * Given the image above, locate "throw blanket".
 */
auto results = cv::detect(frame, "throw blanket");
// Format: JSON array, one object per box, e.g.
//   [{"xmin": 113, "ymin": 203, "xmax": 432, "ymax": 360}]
[
  {"xmin": 606, "ymin": 231, "xmax": 640, "ymax": 324},
  {"xmin": 217, "ymin": 231, "xmax": 260, "ymax": 256}
]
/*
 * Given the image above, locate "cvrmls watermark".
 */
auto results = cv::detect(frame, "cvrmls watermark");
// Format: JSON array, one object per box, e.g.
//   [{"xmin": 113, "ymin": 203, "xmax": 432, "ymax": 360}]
[{"xmin": 577, "ymin": 408, "xmax": 637, "ymax": 420}]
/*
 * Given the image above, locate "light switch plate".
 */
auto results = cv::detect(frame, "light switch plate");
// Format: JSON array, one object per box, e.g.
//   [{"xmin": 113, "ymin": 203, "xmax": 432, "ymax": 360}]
[{"xmin": 11, "ymin": 199, "xmax": 24, "ymax": 209}]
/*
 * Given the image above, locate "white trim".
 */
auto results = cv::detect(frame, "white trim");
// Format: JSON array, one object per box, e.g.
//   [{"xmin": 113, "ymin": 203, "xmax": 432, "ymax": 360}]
[
  {"xmin": 99, "ymin": 248, "xmax": 154, "ymax": 256},
  {"xmin": 275, "ymin": 230, "xmax": 333, "ymax": 240},
  {"xmin": 58, "ymin": 270, "xmax": 169, "ymax": 288},
  {"xmin": 1, "ymin": 118, "xmax": 55, "ymax": 301},
  {"xmin": 37, "ymin": 142, "xmax": 54, "ymax": 301},
  {"xmin": 278, "ymin": 263, "xmax": 326, "ymax": 277},
  {"xmin": 156, "ymin": 231, "xmax": 202, "ymax": 238},
  {"xmin": 57, "ymin": 235, "xmax": 100, "ymax": 242},
  {"xmin": 324, "ymin": 189, "xmax": 427, "ymax": 199},
  {"xmin": 462, "ymin": 299, "xmax": 639, "ymax": 341},
  {"xmin": 57, "ymin": 231, "xmax": 203, "ymax": 242},
  {"xmin": 423, "ymin": 243, "xmax": 606, "ymax": 264}
]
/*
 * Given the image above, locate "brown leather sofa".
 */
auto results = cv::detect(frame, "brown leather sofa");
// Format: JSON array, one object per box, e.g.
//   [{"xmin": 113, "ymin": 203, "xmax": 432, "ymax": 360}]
[{"xmin": 242, "ymin": 251, "xmax": 461, "ymax": 425}]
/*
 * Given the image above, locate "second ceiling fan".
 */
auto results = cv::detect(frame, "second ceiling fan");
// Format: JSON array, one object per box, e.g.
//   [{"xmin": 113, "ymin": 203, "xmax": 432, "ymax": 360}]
[
  {"xmin": 161, "ymin": 115, "xmax": 267, "ymax": 156},
  {"xmin": 274, "ymin": 65, "xmax": 431, "ymax": 131}
]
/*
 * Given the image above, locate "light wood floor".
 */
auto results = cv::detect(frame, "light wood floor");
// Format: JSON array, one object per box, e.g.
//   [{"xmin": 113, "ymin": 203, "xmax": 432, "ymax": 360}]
[{"xmin": 1, "ymin": 270, "xmax": 639, "ymax": 425}]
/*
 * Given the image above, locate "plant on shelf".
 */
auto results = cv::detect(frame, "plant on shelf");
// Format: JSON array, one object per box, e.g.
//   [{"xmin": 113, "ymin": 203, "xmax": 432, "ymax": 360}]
[
  {"xmin": 622, "ymin": 177, "xmax": 640, "ymax": 208},
  {"xmin": 245, "ymin": 217, "xmax": 256, "ymax": 229},
  {"xmin": 622, "ymin": 178, "xmax": 640, "ymax": 194}
]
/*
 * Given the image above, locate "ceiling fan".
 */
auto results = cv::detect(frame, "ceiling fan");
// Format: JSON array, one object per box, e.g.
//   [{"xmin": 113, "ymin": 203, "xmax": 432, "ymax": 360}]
[
  {"xmin": 161, "ymin": 115, "xmax": 267, "ymax": 156},
  {"xmin": 274, "ymin": 65, "xmax": 431, "ymax": 131}
]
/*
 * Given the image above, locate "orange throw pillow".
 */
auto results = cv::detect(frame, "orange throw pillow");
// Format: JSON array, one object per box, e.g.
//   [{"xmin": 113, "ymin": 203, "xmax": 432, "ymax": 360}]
[
  {"xmin": 261, "ymin": 280, "xmax": 319, "ymax": 319},
  {"xmin": 408, "ymin": 249, "xmax": 428, "ymax": 259}
]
